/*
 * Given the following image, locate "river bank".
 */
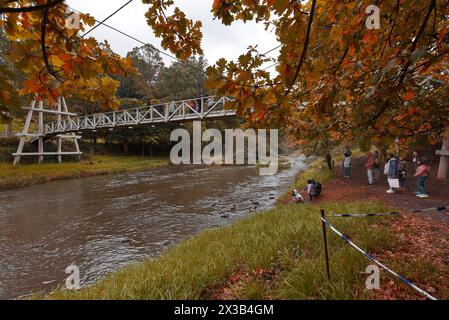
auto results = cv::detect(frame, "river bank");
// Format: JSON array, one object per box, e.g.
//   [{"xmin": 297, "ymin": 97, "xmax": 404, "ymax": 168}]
[
  {"xmin": 46, "ymin": 200, "xmax": 394, "ymax": 300},
  {"xmin": 315, "ymin": 156, "xmax": 449, "ymax": 300},
  {"xmin": 19, "ymin": 156, "xmax": 446, "ymax": 300},
  {"xmin": 2, "ymin": 155, "xmax": 306, "ymax": 299},
  {"xmin": 0, "ymin": 156, "xmax": 168, "ymax": 191},
  {"xmin": 39, "ymin": 157, "xmax": 443, "ymax": 300}
]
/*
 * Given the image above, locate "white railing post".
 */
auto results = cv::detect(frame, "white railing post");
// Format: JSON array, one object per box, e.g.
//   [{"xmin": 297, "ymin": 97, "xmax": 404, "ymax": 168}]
[
  {"xmin": 38, "ymin": 100, "xmax": 44, "ymax": 164},
  {"xmin": 57, "ymin": 97, "xmax": 62, "ymax": 163}
]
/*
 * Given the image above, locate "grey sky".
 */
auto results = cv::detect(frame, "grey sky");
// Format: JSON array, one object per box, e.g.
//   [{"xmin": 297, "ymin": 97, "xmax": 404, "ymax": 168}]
[{"xmin": 68, "ymin": 0, "xmax": 280, "ymax": 68}]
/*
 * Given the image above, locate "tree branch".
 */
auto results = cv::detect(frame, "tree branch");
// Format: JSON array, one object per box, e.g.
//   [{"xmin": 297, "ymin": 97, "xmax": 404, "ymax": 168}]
[
  {"xmin": 0, "ymin": 0, "xmax": 65, "ymax": 14},
  {"xmin": 397, "ymin": 0, "xmax": 436, "ymax": 87},
  {"xmin": 41, "ymin": 7, "xmax": 64, "ymax": 83},
  {"xmin": 284, "ymin": 0, "xmax": 317, "ymax": 97}
]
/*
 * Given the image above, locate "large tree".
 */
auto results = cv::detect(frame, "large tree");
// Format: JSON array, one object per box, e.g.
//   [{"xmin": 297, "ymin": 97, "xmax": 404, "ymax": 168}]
[
  {"xmin": 0, "ymin": 22, "xmax": 19, "ymax": 122},
  {"xmin": 0, "ymin": 0, "xmax": 135, "ymax": 119},
  {"xmin": 1, "ymin": 0, "xmax": 448, "ymax": 150},
  {"xmin": 143, "ymin": 0, "xmax": 448, "ymax": 148},
  {"xmin": 118, "ymin": 44, "xmax": 164, "ymax": 99},
  {"xmin": 155, "ymin": 56, "xmax": 209, "ymax": 101}
]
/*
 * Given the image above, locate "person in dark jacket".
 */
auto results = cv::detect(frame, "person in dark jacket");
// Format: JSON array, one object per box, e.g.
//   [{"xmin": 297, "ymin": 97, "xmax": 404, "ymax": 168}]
[
  {"xmin": 398, "ymin": 156, "xmax": 408, "ymax": 189},
  {"xmin": 412, "ymin": 151, "xmax": 421, "ymax": 171},
  {"xmin": 386, "ymin": 154, "xmax": 398, "ymax": 194}
]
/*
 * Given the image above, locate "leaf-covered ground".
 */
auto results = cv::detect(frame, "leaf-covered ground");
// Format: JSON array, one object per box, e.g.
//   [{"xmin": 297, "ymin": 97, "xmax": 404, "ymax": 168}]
[
  {"xmin": 209, "ymin": 157, "xmax": 448, "ymax": 300},
  {"xmin": 315, "ymin": 156, "xmax": 449, "ymax": 300}
]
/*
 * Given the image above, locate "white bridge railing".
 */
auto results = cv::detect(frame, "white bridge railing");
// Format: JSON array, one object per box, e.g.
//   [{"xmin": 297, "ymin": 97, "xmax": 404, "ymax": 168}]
[{"xmin": 43, "ymin": 96, "xmax": 236, "ymax": 136}]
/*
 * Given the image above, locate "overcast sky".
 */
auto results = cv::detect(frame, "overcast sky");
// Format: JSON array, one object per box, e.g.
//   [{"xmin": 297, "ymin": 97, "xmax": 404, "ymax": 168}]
[{"xmin": 68, "ymin": 0, "xmax": 280, "ymax": 68}]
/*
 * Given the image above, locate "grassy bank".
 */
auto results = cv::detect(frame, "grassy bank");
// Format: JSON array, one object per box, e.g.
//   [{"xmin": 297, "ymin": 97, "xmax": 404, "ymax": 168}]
[
  {"xmin": 278, "ymin": 158, "xmax": 336, "ymax": 204},
  {"xmin": 0, "ymin": 155, "xmax": 168, "ymax": 191},
  {"xmin": 48, "ymin": 201, "xmax": 393, "ymax": 300},
  {"xmin": 44, "ymin": 161, "xmax": 400, "ymax": 300}
]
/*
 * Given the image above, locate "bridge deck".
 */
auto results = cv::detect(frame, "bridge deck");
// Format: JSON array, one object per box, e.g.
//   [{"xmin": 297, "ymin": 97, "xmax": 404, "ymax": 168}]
[{"xmin": 43, "ymin": 96, "xmax": 236, "ymax": 136}]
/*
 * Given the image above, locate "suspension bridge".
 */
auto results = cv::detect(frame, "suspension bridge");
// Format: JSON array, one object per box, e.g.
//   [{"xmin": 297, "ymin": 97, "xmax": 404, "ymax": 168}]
[{"xmin": 13, "ymin": 96, "xmax": 236, "ymax": 165}]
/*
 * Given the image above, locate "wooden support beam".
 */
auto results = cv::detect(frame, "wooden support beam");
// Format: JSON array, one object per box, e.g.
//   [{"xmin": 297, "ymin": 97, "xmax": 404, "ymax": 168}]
[
  {"xmin": 38, "ymin": 101, "xmax": 44, "ymax": 164},
  {"xmin": 15, "ymin": 133, "xmax": 44, "ymax": 138},
  {"xmin": 13, "ymin": 97, "xmax": 83, "ymax": 165},
  {"xmin": 13, "ymin": 152, "xmax": 83, "ymax": 156},
  {"xmin": 14, "ymin": 101, "xmax": 36, "ymax": 166},
  {"xmin": 56, "ymin": 134, "xmax": 82, "ymax": 139},
  {"xmin": 57, "ymin": 97, "xmax": 62, "ymax": 163},
  {"xmin": 22, "ymin": 107, "xmax": 77, "ymax": 116},
  {"xmin": 436, "ymin": 150, "xmax": 449, "ymax": 157},
  {"xmin": 62, "ymin": 97, "xmax": 82, "ymax": 161}
]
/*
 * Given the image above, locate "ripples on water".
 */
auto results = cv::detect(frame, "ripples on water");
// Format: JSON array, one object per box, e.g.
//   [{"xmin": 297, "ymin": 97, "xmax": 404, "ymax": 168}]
[{"xmin": 0, "ymin": 155, "xmax": 308, "ymax": 299}]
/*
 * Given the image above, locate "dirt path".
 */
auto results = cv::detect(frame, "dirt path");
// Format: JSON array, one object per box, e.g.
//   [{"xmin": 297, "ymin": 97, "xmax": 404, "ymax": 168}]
[
  {"xmin": 318, "ymin": 157, "xmax": 449, "ymax": 222},
  {"xmin": 318, "ymin": 156, "xmax": 449, "ymax": 300}
]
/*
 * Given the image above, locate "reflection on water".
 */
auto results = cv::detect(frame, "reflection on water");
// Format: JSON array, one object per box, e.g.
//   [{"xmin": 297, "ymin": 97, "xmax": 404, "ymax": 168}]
[{"xmin": 0, "ymin": 156, "xmax": 308, "ymax": 299}]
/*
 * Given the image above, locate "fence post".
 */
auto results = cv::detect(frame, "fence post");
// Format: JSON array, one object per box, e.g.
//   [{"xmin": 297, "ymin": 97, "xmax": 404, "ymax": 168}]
[{"xmin": 321, "ymin": 209, "xmax": 331, "ymax": 281}]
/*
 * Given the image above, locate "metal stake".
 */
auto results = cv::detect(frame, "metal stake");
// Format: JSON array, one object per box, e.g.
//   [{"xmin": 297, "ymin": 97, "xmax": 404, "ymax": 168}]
[{"xmin": 321, "ymin": 209, "xmax": 331, "ymax": 281}]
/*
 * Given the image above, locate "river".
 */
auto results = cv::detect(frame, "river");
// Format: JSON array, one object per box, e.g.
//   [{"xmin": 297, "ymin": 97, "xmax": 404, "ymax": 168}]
[{"xmin": 0, "ymin": 155, "xmax": 308, "ymax": 299}]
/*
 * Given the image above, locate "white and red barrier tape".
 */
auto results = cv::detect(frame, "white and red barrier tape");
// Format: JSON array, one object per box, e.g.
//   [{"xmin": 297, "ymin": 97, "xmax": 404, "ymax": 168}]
[{"xmin": 321, "ymin": 217, "xmax": 438, "ymax": 300}]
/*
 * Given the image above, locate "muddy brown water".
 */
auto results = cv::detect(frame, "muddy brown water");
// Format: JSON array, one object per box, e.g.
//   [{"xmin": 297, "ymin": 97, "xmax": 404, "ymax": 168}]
[{"xmin": 0, "ymin": 156, "xmax": 308, "ymax": 299}]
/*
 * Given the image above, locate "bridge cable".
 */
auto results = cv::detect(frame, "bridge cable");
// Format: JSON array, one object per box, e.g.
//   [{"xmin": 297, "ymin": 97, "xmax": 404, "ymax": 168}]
[
  {"xmin": 73, "ymin": 4, "xmax": 282, "ymax": 73},
  {"xmin": 68, "ymin": 5, "xmax": 206, "ymax": 77}
]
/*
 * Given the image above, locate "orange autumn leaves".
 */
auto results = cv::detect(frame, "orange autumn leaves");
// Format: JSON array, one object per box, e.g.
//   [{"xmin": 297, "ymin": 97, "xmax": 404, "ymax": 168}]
[
  {"xmin": 1, "ymin": 0, "xmax": 448, "ymax": 149},
  {"xmin": 143, "ymin": 0, "xmax": 448, "ymax": 147},
  {"xmin": 142, "ymin": 0, "xmax": 203, "ymax": 60},
  {"xmin": 0, "ymin": 1, "xmax": 135, "ymax": 114}
]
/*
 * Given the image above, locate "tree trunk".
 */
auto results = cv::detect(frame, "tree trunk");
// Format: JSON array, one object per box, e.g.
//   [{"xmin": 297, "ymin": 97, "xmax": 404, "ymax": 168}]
[
  {"xmin": 437, "ymin": 129, "xmax": 449, "ymax": 179},
  {"xmin": 123, "ymin": 141, "xmax": 129, "ymax": 154},
  {"xmin": 142, "ymin": 142, "xmax": 145, "ymax": 157},
  {"xmin": 5, "ymin": 120, "xmax": 13, "ymax": 138}
]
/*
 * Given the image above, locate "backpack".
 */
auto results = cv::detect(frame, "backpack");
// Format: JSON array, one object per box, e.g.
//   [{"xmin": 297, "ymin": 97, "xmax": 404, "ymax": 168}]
[{"xmin": 313, "ymin": 182, "xmax": 322, "ymax": 196}]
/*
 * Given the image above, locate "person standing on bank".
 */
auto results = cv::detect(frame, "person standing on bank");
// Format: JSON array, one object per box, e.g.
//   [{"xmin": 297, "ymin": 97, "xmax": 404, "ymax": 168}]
[
  {"xmin": 343, "ymin": 152, "xmax": 351, "ymax": 178},
  {"xmin": 373, "ymin": 151, "xmax": 381, "ymax": 179},
  {"xmin": 386, "ymin": 154, "xmax": 398, "ymax": 194},
  {"xmin": 398, "ymin": 156, "xmax": 408, "ymax": 189},
  {"xmin": 365, "ymin": 152, "xmax": 375, "ymax": 185},
  {"xmin": 412, "ymin": 151, "xmax": 421, "ymax": 171},
  {"xmin": 415, "ymin": 159, "xmax": 430, "ymax": 198}
]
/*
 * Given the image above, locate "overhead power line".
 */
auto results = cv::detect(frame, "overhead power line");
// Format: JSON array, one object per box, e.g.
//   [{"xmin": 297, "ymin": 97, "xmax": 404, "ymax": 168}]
[
  {"xmin": 68, "ymin": 4, "xmax": 282, "ymax": 85},
  {"xmin": 262, "ymin": 44, "xmax": 282, "ymax": 56},
  {"xmin": 82, "ymin": 0, "xmax": 134, "ymax": 38},
  {"xmin": 68, "ymin": 6, "xmax": 205, "ymax": 75},
  {"xmin": 261, "ymin": 62, "xmax": 278, "ymax": 71},
  {"xmin": 73, "ymin": 3, "xmax": 282, "ymax": 73}
]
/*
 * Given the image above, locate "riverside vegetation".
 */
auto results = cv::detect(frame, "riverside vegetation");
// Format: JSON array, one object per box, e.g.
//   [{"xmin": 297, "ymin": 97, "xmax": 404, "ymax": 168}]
[
  {"xmin": 0, "ymin": 156, "xmax": 168, "ymax": 191},
  {"xmin": 43, "ymin": 159, "xmax": 404, "ymax": 300}
]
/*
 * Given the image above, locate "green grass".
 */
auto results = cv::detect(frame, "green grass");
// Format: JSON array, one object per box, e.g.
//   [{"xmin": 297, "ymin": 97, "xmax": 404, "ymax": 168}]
[
  {"xmin": 278, "ymin": 158, "xmax": 336, "ymax": 204},
  {"xmin": 45, "ymin": 200, "xmax": 394, "ymax": 300},
  {"xmin": 0, "ymin": 155, "xmax": 168, "ymax": 190},
  {"xmin": 0, "ymin": 119, "xmax": 25, "ymax": 133},
  {"xmin": 292, "ymin": 159, "xmax": 336, "ymax": 189},
  {"xmin": 42, "ymin": 155, "xmax": 396, "ymax": 300},
  {"xmin": 34, "ymin": 151, "xmax": 434, "ymax": 300}
]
